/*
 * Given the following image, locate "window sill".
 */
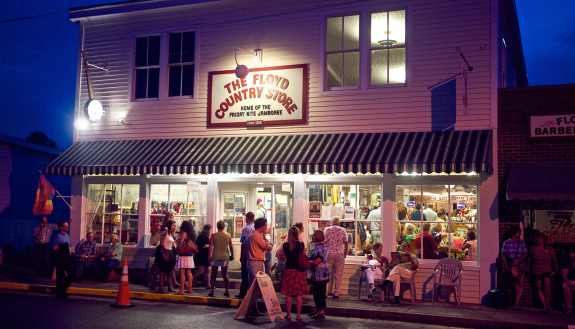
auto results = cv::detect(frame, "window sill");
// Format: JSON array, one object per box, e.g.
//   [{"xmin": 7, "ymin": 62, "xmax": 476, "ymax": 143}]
[
  {"xmin": 318, "ymin": 83, "xmax": 411, "ymax": 97},
  {"xmin": 127, "ymin": 96, "xmax": 197, "ymax": 106}
]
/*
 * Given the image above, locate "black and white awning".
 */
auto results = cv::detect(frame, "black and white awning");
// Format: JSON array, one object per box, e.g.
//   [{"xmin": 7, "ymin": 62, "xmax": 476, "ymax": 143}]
[{"xmin": 47, "ymin": 130, "xmax": 492, "ymax": 176}]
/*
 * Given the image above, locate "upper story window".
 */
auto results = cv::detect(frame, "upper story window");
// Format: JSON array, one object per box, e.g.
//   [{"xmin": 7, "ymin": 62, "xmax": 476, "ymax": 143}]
[
  {"xmin": 168, "ymin": 32, "xmax": 195, "ymax": 97},
  {"xmin": 131, "ymin": 30, "xmax": 197, "ymax": 102},
  {"xmin": 323, "ymin": 9, "xmax": 407, "ymax": 91},
  {"xmin": 134, "ymin": 35, "xmax": 160, "ymax": 99}
]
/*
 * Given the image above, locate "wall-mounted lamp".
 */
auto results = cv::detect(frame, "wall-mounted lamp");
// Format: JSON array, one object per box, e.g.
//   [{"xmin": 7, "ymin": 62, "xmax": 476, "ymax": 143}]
[
  {"xmin": 75, "ymin": 118, "xmax": 89, "ymax": 130},
  {"xmin": 118, "ymin": 118, "xmax": 128, "ymax": 127},
  {"xmin": 234, "ymin": 48, "xmax": 262, "ymax": 78}
]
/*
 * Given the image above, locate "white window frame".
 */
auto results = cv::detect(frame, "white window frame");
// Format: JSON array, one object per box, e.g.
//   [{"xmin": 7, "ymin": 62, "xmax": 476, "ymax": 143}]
[
  {"xmin": 127, "ymin": 27, "xmax": 200, "ymax": 105},
  {"xmin": 319, "ymin": 5, "xmax": 411, "ymax": 95}
]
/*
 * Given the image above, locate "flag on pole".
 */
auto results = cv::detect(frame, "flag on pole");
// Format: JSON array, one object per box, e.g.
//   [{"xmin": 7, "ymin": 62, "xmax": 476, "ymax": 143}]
[
  {"xmin": 33, "ymin": 174, "xmax": 56, "ymax": 215},
  {"xmin": 462, "ymin": 57, "xmax": 468, "ymax": 115}
]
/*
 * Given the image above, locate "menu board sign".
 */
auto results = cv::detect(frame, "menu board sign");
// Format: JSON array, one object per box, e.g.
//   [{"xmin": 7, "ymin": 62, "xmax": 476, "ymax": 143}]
[
  {"xmin": 429, "ymin": 195, "xmax": 477, "ymax": 201},
  {"xmin": 527, "ymin": 112, "xmax": 575, "ymax": 141},
  {"xmin": 208, "ymin": 64, "xmax": 308, "ymax": 128}
]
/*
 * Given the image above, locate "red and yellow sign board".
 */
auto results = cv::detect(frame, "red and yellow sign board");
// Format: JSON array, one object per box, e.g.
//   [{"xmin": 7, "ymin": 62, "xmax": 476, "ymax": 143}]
[{"xmin": 207, "ymin": 64, "xmax": 308, "ymax": 128}]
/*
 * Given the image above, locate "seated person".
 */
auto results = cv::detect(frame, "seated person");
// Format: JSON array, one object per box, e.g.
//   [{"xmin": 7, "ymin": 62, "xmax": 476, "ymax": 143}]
[
  {"xmin": 415, "ymin": 223, "xmax": 438, "ymax": 259},
  {"xmin": 380, "ymin": 241, "xmax": 419, "ymax": 304},
  {"xmin": 460, "ymin": 231, "xmax": 477, "ymax": 261},
  {"xmin": 72, "ymin": 232, "xmax": 100, "ymax": 280},
  {"xmin": 361, "ymin": 243, "xmax": 388, "ymax": 302},
  {"xmin": 564, "ymin": 246, "xmax": 575, "ymax": 315},
  {"xmin": 431, "ymin": 224, "xmax": 448, "ymax": 259},
  {"xmin": 96, "ymin": 234, "xmax": 123, "ymax": 282},
  {"xmin": 403, "ymin": 223, "xmax": 416, "ymax": 245}
]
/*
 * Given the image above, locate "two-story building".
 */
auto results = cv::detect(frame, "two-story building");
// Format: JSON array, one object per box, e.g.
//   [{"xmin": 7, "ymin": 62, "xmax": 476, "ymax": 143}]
[{"xmin": 48, "ymin": 0, "xmax": 527, "ymax": 304}]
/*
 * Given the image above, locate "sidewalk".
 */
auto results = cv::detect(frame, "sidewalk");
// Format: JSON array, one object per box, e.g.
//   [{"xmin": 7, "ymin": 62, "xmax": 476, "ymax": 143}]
[{"xmin": 0, "ymin": 266, "xmax": 573, "ymax": 329}]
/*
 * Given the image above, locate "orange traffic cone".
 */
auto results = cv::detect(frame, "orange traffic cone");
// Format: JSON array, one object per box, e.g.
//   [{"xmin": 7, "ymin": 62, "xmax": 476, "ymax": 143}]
[{"xmin": 111, "ymin": 259, "xmax": 135, "ymax": 308}]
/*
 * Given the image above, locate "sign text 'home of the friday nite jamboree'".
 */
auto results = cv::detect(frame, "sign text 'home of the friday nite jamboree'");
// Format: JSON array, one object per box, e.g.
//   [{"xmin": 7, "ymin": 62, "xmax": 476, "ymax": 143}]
[{"xmin": 208, "ymin": 65, "xmax": 307, "ymax": 128}]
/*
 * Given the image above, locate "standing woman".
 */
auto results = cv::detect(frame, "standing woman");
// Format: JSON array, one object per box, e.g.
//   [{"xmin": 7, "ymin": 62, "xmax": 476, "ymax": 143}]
[
  {"xmin": 309, "ymin": 229, "xmax": 329, "ymax": 319},
  {"xmin": 501, "ymin": 225, "xmax": 528, "ymax": 310},
  {"xmin": 208, "ymin": 220, "xmax": 233, "ymax": 297},
  {"xmin": 193, "ymin": 224, "xmax": 212, "ymax": 290},
  {"xmin": 530, "ymin": 232, "xmax": 558, "ymax": 311},
  {"xmin": 175, "ymin": 220, "xmax": 197, "ymax": 295},
  {"xmin": 158, "ymin": 220, "xmax": 177, "ymax": 293},
  {"xmin": 281, "ymin": 226, "xmax": 307, "ymax": 320}
]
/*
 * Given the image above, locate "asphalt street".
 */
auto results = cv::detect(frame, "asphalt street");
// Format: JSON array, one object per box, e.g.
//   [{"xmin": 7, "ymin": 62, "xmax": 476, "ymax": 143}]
[{"xmin": 0, "ymin": 291, "xmax": 467, "ymax": 329}]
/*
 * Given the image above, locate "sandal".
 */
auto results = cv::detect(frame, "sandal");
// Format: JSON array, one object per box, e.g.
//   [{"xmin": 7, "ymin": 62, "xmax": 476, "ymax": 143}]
[
  {"xmin": 285, "ymin": 315, "xmax": 291, "ymax": 320},
  {"xmin": 308, "ymin": 312, "xmax": 318, "ymax": 317},
  {"xmin": 311, "ymin": 313, "xmax": 325, "ymax": 319},
  {"xmin": 547, "ymin": 305, "xmax": 553, "ymax": 312},
  {"xmin": 565, "ymin": 309, "xmax": 572, "ymax": 315},
  {"xmin": 366, "ymin": 296, "xmax": 373, "ymax": 302},
  {"xmin": 296, "ymin": 317, "xmax": 303, "ymax": 321},
  {"xmin": 174, "ymin": 291, "xmax": 185, "ymax": 295},
  {"xmin": 186, "ymin": 290, "xmax": 193, "ymax": 294}
]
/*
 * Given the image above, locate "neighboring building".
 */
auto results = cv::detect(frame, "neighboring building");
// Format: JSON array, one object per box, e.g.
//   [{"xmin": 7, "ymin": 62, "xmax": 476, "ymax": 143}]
[
  {"xmin": 49, "ymin": 0, "xmax": 527, "ymax": 303},
  {"xmin": 498, "ymin": 84, "xmax": 575, "ymax": 306},
  {"xmin": 0, "ymin": 133, "xmax": 71, "ymax": 249}
]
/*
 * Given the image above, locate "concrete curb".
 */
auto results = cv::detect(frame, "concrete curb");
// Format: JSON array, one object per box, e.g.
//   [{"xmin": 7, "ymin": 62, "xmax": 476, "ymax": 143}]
[{"xmin": 0, "ymin": 282, "xmax": 567, "ymax": 329}]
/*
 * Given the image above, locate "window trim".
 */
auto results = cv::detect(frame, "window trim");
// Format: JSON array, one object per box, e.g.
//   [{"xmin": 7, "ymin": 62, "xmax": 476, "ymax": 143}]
[
  {"xmin": 127, "ymin": 27, "xmax": 200, "ymax": 105},
  {"xmin": 319, "ymin": 5, "xmax": 411, "ymax": 95}
]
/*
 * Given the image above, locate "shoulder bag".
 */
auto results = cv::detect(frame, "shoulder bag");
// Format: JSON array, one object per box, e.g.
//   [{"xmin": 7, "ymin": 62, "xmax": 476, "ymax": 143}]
[
  {"xmin": 513, "ymin": 240, "xmax": 529, "ymax": 274},
  {"xmin": 298, "ymin": 243, "xmax": 311, "ymax": 271},
  {"xmin": 176, "ymin": 236, "xmax": 198, "ymax": 256}
]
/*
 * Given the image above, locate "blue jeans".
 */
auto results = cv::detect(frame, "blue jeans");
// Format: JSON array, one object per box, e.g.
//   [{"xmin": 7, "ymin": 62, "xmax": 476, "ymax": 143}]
[{"xmin": 99, "ymin": 259, "xmax": 119, "ymax": 281}]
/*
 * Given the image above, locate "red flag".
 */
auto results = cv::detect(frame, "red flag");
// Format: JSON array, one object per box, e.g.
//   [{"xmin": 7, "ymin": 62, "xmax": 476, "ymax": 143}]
[{"xmin": 33, "ymin": 174, "xmax": 56, "ymax": 215}]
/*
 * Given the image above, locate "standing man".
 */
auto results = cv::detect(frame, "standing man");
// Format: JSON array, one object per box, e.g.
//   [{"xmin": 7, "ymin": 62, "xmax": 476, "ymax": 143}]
[
  {"xmin": 380, "ymin": 241, "xmax": 419, "ymax": 304},
  {"xmin": 97, "ymin": 234, "xmax": 123, "ymax": 282},
  {"xmin": 243, "ymin": 218, "xmax": 272, "ymax": 289},
  {"xmin": 53, "ymin": 220, "xmax": 74, "ymax": 298},
  {"xmin": 423, "ymin": 203, "xmax": 438, "ymax": 222},
  {"xmin": 411, "ymin": 203, "xmax": 427, "ymax": 222},
  {"xmin": 72, "ymin": 232, "xmax": 100, "ymax": 281},
  {"xmin": 33, "ymin": 217, "xmax": 59, "ymax": 278},
  {"xmin": 236, "ymin": 211, "xmax": 255, "ymax": 298},
  {"xmin": 324, "ymin": 216, "xmax": 348, "ymax": 298},
  {"xmin": 256, "ymin": 203, "xmax": 266, "ymax": 219},
  {"xmin": 366, "ymin": 202, "xmax": 381, "ymax": 244}
]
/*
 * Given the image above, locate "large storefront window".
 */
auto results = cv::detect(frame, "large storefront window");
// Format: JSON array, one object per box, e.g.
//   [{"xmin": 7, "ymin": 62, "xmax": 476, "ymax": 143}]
[
  {"xmin": 308, "ymin": 184, "xmax": 381, "ymax": 257},
  {"xmin": 86, "ymin": 184, "xmax": 140, "ymax": 246},
  {"xmin": 396, "ymin": 184, "xmax": 478, "ymax": 262},
  {"xmin": 150, "ymin": 183, "xmax": 207, "ymax": 246}
]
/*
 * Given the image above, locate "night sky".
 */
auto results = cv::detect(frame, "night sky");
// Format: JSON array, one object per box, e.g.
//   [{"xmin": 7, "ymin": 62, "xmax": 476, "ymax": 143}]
[{"xmin": 1, "ymin": 0, "xmax": 574, "ymax": 150}]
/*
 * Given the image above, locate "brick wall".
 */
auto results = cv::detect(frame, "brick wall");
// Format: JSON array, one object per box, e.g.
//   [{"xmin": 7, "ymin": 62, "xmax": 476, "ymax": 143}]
[
  {"xmin": 497, "ymin": 84, "xmax": 575, "ymax": 307},
  {"xmin": 498, "ymin": 84, "xmax": 575, "ymax": 224}
]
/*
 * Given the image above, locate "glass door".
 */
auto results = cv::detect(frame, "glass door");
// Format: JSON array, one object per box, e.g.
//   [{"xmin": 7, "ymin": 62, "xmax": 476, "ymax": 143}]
[
  {"xmin": 270, "ymin": 183, "xmax": 294, "ymax": 265},
  {"xmin": 222, "ymin": 192, "xmax": 247, "ymax": 239}
]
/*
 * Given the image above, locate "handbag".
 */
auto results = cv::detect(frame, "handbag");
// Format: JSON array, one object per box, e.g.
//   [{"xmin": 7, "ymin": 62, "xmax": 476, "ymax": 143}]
[
  {"xmin": 298, "ymin": 243, "xmax": 311, "ymax": 270},
  {"xmin": 511, "ymin": 240, "xmax": 529, "ymax": 274},
  {"xmin": 162, "ymin": 245, "xmax": 174, "ymax": 262},
  {"xmin": 176, "ymin": 238, "xmax": 198, "ymax": 256}
]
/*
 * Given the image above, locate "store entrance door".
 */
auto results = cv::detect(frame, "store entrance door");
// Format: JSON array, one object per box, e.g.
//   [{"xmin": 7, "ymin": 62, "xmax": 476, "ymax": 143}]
[{"xmin": 222, "ymin": 192, "xmax": 247, "ymax": 239}]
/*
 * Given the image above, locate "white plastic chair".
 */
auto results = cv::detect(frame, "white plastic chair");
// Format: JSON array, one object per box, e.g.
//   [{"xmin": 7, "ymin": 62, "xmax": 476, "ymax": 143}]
[{"xmin": 432, "ymin": 258, "xmax": 463, "ymax": 306}]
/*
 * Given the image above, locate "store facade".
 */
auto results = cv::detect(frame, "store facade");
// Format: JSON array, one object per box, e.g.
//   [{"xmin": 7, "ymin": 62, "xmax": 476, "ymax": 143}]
[{"xmin": 49, "ymin": 0, "xmax": 526, "ymax": 303}]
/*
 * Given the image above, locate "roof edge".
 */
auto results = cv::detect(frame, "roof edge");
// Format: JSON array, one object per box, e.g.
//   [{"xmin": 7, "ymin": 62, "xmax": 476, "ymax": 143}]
[
  {"xmin": 0, "ymin": 133, "xmax": 63, "ymax": 156},
  {"xmin": 498, "ymin": 83, "xmax": 575, "ymax": 93}
]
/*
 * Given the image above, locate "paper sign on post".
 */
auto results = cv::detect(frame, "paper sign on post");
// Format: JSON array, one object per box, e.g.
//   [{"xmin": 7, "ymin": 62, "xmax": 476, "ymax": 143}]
[
  {"xmin": 282, "ymin": 183, "xmax": 291, "ymax": 192},
  {"xmin": 234, "ymin": 272, "xmax": 284, "ymax": 322},
  {"xmin": 186, "ymin": 181, "xmax": 200, "ymax": 193}
]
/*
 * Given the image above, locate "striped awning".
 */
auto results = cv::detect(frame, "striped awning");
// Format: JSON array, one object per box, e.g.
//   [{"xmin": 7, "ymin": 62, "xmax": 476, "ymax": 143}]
[{"xmin": 47, "ymin": 130, "xmax": 492, "ymax": 176}]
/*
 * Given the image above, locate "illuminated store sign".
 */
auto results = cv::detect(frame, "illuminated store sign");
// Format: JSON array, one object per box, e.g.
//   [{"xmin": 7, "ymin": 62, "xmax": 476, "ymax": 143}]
[{"xmin": 207, "ymin": 64, "xmax": 308, "ymax": 128}]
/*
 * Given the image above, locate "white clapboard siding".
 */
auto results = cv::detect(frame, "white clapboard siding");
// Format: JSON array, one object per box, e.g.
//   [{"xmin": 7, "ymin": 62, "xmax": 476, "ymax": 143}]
[
  {"xmin": 75, "ymin": 0, "xmax": 493, "ymax": 142},
  {"xmin": 344, "ymin": 264, "xmax": 480, "ymax": 304}
]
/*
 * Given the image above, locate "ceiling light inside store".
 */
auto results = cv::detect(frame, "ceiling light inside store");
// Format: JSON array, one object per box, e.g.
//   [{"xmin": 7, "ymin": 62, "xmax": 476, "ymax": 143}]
[
  {"xmin": 258, "ymin": 182, "xmax": 263, "ymax": 184},
  {"xmin": 256, "ymin": 187, "xmax": 264, "ymax": 191}
]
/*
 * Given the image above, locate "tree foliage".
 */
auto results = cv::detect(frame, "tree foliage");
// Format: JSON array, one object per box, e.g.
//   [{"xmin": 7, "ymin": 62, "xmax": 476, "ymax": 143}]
[{"xmin": 25, "ymin": 131, "xmax": 59, "ymax": 150}]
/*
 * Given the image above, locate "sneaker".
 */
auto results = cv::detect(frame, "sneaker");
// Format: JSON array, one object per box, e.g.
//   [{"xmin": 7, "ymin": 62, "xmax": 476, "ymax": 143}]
[{"xmin": 390, "ymin": 296, "xmax": 400, "ymax": 304}]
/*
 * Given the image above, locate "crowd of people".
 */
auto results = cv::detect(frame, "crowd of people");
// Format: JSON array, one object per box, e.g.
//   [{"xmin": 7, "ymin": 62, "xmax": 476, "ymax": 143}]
[{"xmin": 32, "ymin": 212, "xmax": 575, "ymax": 315}]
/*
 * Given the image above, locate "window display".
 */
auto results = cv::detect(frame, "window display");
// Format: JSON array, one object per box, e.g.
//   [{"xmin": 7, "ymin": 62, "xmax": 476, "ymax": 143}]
[
  {"xmin": 150, "ymin": 183, "xmax": 207, "ymax": 246},
  {"xmin": 395, "ymin": 184, "xmax": 478, "ymax": 262},
  {"xmin": 86, "ymin": 184, "xmax": 139, "ymax": 246},
  {"xmin": 307, "ymin": 184, "xmax": 381, "ymax": 257}
]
